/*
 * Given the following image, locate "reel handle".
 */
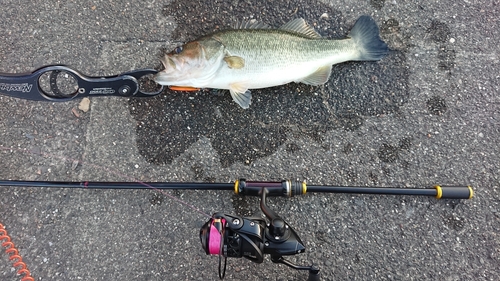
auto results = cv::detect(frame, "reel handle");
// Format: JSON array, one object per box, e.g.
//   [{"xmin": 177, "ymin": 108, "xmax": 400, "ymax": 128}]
[{"xmin": 308, "ymin": 271, "xmax": 320, "ymax": 281}]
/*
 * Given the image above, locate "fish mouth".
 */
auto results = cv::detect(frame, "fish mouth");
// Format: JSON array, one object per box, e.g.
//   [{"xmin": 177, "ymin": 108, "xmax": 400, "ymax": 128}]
[
  {"xmin": 153, "ymin": 72, "xmax": 199, "ymax": 90},
  {"xmin": 154, "ymin": 56, "xmax": 196, "ymax": 86},
  {"xmin": 153, "ymin": 71, "xmax": 171, "ymax": 85},
  {"xmin": 160, "ymin": 56, "xmax": 177, "ymax": 70}
]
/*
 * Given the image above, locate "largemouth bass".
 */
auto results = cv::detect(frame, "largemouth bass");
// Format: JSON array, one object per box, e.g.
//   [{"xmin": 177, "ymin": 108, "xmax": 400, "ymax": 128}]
[{"xmin": 154, "ymin": 15, "xmax": 388, "ymax": 109}]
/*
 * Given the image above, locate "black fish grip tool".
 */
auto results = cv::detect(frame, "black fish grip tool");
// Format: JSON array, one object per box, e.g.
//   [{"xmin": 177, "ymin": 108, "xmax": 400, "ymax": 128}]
[{"xmin": 0, "ymin": 65, "xmax": 164, "ymax": 101}]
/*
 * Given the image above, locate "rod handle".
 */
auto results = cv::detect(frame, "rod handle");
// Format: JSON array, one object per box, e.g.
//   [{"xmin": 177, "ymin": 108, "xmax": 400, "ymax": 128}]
[{"xmin": 435, "ymin": 186, "xmax": 473, "ymax": 199}]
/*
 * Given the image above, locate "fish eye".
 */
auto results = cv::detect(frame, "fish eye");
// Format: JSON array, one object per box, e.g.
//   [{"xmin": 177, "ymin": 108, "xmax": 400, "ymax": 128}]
[{"xmin": 175, "ymin": 46, "xmax": 183, "ymax": 54}]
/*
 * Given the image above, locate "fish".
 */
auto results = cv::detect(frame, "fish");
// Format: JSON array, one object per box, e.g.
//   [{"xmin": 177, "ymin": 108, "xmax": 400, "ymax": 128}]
[{"xmin": 154, "ymin": 15, "xmax": 389, "ymax": 109}]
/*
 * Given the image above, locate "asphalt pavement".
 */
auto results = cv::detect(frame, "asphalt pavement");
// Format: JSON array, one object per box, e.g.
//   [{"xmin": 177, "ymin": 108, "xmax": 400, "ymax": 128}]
[{"xmin": 0, "ymin": 0, "xmax": 498, "ymax": 280}]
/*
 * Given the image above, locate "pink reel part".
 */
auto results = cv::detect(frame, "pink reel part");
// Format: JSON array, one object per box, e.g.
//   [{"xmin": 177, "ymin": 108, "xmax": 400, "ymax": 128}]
[{"xmin": 208, "ymin": 218, "xmax": 226, "ymax": 255}]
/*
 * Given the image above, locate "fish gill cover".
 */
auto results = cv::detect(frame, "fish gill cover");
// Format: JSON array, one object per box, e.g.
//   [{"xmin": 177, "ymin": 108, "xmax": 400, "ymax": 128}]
[{"xmin": 128, "ymin": 0, "xmax": 409, "ymax": 167}]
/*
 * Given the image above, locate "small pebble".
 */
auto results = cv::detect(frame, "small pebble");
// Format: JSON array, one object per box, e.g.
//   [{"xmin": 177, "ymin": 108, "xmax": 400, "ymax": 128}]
[{"xmin": 78, "ymin": 97, "xmax": 91, "ymax": 112}]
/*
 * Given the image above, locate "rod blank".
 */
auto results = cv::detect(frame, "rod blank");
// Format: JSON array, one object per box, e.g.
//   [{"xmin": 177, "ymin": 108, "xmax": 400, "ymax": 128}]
[{"xmin": 0, "ymin": 180, "xmax": 234, "ymax": 190}]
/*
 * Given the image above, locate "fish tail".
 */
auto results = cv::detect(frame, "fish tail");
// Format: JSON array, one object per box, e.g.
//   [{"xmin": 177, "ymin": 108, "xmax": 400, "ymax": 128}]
[{"xmin": 349, "ymin": 15, "xmax": 389, "ymax": 61}]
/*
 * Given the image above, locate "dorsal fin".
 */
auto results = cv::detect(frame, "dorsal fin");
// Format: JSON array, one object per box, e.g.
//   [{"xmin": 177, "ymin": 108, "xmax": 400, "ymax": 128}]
[
  {"xmin": 279, "ymin": 18, "xmax": 322, "ymax": 38},
  {"xmin": 232, "ymin": 20, "xmax": 270, "ymax": 29}
]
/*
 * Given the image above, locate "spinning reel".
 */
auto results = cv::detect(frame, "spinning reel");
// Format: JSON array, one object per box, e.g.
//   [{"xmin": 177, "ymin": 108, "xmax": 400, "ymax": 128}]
[{"xmin": 200, "ymin": 187, "xmax": 319, "ymax": 280}]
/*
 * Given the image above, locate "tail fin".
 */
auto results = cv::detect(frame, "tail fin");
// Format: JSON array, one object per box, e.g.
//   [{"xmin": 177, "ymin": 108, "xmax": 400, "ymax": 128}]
[{"xmin": 349, "ymin": 15, "xmax": 389, "ymax": 61}]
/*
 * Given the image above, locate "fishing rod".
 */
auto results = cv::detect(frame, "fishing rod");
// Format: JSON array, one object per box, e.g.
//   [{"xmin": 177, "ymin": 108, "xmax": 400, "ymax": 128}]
[
  {"xmin": 0, "ymin": 179, "xmax": 473, "ymax": 199},
  {"xmin": 0, "ymin": 179, "xmax": 473, "ymax": 280}
]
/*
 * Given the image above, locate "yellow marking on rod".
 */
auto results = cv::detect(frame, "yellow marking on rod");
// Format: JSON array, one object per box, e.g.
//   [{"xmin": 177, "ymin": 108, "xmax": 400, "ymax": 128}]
[
  {"xmin": 467, "ymin": 186, "xmax": 474, "ymax": 199},
  {"xmin": 435, "ymin": 185, "xmax": 443, "ymax": 199},
  {"xmin": 302, "ymin": 182, "xmax": 307, "ymax": 195},
  {"xmin": 234, "ymin": 180, "xmax": 239, "ymax": 194}
]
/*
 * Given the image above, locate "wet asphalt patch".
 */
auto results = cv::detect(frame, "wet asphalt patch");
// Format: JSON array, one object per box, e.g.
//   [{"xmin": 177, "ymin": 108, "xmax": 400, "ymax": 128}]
[{"xmin": 129, "ymin": 0, "xmax": 410, "ymax": 167}]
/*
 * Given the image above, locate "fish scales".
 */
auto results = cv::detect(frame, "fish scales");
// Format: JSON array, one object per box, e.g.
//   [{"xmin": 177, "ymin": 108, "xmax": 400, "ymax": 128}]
[{"xmin": 207, "ymin": 29, "xmax": 357, "ymax": 88}]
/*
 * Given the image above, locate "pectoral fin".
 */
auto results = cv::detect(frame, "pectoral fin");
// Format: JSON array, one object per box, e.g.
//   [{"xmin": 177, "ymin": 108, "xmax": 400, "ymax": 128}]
[
  {"xmin": 298, "ymin": 65, "xmax": 332, "ymax": 85},
  {"xmin": 229, "ymin": 82, "xmax": 252, "ymax": 109},
  {"xmin": 224, "ymin": 56, "xmax": 245, "ymax": 69}
]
